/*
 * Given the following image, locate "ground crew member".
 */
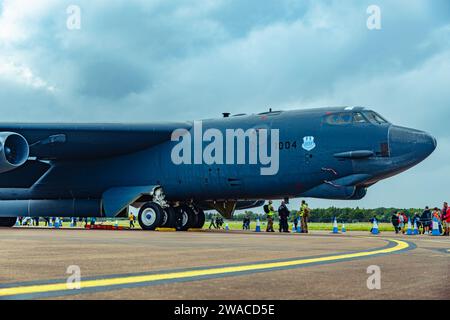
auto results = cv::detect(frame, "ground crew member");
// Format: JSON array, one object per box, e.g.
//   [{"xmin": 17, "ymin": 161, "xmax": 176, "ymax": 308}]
[
  {"xmin": 263, "ymin": 201, "xmax": 275, "ymax": 232},
  {"xmin": 299, "ymin": 200, "xmax": 310, "ymax": 233},
  {"xmin": 278, "ymin": 201, "xmax": 290, "ymax": 232},
  {"xmin": 129, "ymin": 212, "xmax": 135, "ymax": 228}
]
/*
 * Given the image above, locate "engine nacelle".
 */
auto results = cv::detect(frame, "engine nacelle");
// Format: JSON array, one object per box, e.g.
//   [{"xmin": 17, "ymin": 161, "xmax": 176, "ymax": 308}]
[
  {"xmin": 302, "ymin": 184, "xmax": 367, "ymax": 200},
  {"xmin": 0, "ymin": 132, "xmax": 29, "ymax": 173}
]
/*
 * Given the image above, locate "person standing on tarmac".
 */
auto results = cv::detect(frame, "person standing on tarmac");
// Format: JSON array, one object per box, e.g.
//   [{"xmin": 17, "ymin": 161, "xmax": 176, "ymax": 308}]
[
  {"xmin": 299, "ymin": 200, "xmax": 310, "ymax": 233},
  {"xmin": 242, "ymin": 215, "xmax": 250, "ymax": 230},
  {"xmin": 391, "ymin": 212, "xmax": 400, "ymax": 234},
  {"xmin": 263, "ymin": 201, "xmax": 275, "ymax": 232},
  {"xmin": 209, "ymin": 214, "xmax": 217, "ymax": 229},
  {"xmin": 278, "ymin": 201, "xmax": 290, "ymax": 233},
  {"xmin": 401, "ymin": 211, "xmax": 409, "ymax": 234},
  {"xmin": 397, "ymin": 212, "xmax": 405, "ymax": 234},
  {"xmin": 442, "ymin": 202, "xmax": 450, "ymax": 236},
  {"xmin": 421, "ymin": 206, "xmax": 432, "ymax": 234},
  {"xmin": 216, "ymin": 216, "xmax": 224, "ymax": 229},
  {"xmin": 129, "ymin": 212, "xmax": 135, "ymax": 228}
]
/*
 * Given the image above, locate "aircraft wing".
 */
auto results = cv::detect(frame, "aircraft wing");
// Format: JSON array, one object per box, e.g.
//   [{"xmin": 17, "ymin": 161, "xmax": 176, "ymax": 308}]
[{"xmin": 0, "ymin": 122, "xmax": 191, "ymax": 160}]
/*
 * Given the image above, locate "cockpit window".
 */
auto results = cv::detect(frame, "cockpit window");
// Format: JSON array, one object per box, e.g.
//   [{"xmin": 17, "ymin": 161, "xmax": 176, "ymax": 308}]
[
  {"xmin": 325, "ymin": 113, "xmax": 351, "ymax": 125},
  {"xmin": 353, "ymin": 112, "xmax": 367, "ymax": 123},
  {"xmin": 325, "ymin": 112, "xmax": 367, "ymax": 125},
  {"xmin": 364, "ymin": 111, "xmax": 388, "ymax": 124}
]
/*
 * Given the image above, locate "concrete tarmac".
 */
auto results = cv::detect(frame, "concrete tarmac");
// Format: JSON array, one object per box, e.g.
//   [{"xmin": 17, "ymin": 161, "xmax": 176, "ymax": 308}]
[{"xmin": 0, "ymin": 227, "xmax": 448, "ymax": 300}]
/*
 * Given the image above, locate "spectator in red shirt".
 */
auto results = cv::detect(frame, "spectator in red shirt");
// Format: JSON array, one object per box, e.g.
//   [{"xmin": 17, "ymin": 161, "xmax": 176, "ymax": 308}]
[{"xmin": 442, "ymin": 202, "xmax": 450, "ymax": 236}]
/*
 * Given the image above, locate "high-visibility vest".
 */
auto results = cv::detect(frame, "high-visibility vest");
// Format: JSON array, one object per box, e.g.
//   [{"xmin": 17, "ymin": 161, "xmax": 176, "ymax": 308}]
[
  {"xmin": 299, "ymin": 204, "xmax": 307, "ymax": 217},
  {"xmin": 267, "ymin": 205, "xmax": 275, "ymax": 217}
]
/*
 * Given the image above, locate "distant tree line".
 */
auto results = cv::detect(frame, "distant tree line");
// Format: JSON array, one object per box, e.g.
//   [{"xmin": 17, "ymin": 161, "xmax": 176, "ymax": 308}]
[{"xmin": 206, "ymin": 207, "xmax": 424, "ymax": 223}]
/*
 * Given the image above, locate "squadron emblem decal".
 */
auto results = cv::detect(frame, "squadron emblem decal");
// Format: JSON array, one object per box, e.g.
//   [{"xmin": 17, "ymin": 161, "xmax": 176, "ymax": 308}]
[{"xmin": 302, "ymin": 136, "xmax": 316, "ymax": 151}]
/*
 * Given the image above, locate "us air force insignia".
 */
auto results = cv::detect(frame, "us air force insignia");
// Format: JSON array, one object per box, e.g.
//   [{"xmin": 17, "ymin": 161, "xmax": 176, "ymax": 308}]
[{"xmin": 302, "ymin": 136, "xmax": 316, "ymax": 151}]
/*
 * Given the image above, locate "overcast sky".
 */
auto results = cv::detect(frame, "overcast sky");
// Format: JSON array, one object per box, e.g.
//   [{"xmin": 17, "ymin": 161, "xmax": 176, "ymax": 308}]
[{"xmin": 0, "ymin": 0, "xmax": 449, "ymax": 210}]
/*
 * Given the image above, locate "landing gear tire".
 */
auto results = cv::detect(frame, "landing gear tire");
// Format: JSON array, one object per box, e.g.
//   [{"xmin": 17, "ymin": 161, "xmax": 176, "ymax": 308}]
[
  {"xmin": 160, "ymin": 206, "xmax": 177, "ymax": 228},
  {"xmin": 0, "ymin": 217, "xmax": 16, "ymax": 228},
  {"xmin": 175, "ymin": 205, "xmax": 196, "ymax": 231},
  {"xmin": 138, "ymin": 202, "xmax": 164, "ymax": 231},
  {"xmin": 192, "ymin": 208, "xmax": 205, "ymax": 229}
]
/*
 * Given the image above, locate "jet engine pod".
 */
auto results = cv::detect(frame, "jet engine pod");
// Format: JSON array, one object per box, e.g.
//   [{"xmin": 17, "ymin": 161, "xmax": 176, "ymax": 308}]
[
  {"xmin": 0, "ymin": 132, "xmax": 30, "ymax": 173},
  {"xmin": 302, "ymin": 183, "xmax": 356, "ymax": 200}
]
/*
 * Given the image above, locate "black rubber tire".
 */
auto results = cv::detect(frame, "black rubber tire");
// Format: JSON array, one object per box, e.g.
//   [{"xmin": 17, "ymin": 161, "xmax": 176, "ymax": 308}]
[
  {"xmin": 160, "ymin": 207, "xmax": 177, "ymax": 228},
  {"xmin": 0, "ymin": 217, "xmax": 17, "ymax": 228},
  {"xmin": 175, "ymin": 205, "xmax": 196, "ymax": 231},
  {"xmin": 138, "ymin": 202, "xmax": 164, "ymax": 231},
  {"xmin": 192, "ymin": 208, "xmax": 206, "ymax": 229}
]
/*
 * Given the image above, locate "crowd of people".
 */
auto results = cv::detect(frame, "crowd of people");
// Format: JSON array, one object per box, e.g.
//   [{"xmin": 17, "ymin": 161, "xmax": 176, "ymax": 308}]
[
  {"xmin": 238, "ymin": 200, "xmax": 450, "ymax": 236},
  {"xmin": 241, "ymin": 200, "xmax": 311, "ymax": 233},
  {"xmin": 13, "ymin": 201, "xmax": 450, "ymax": 236},
  {"xmin": 391, "ymin": 202, "xmax": 450, "ymax": 236},
  {"xmin": 208, "ymin": 215, "xmax": 224, "ymax": 229},
  {"xmin": 17, "ymin": 216, "xmax": 56, "ymax": 226},
  {"xmin": 16, "ymin": 217, "xmax": 96, "ymax": 228}
]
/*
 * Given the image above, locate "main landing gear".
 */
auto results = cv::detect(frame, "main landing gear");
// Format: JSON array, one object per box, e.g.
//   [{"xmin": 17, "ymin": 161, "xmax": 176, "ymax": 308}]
[
  {"xmin": 137, "ymin": 202, "xmax": 164, "ymax": 230},
  {"xmin": 136, "ymin": 188, "xmax": 205, "ymax": 231},
  {"xmin": 175, "ymin": 205, "xmax": 206, "ymax": 231},
  {"xmin": 137, "ymin": 203, "xmax": 205, "ymax": 231}
]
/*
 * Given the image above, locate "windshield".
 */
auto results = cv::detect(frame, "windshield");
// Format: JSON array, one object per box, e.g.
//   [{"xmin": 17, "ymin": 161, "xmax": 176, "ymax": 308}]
[
  {"xmin": 325, "ymin": 113, "xmax": 351, "ymax": 125},
  {"xmin": 325, "ymin": 112, "xmax": 367, "ymax": 125},
  {"xmin": 364, "ymin": 111, "xmax": 389, "ymax": 124},
  {"xmin": 353, "ymin": 112, "xmax": 367, "ymax": 123}
]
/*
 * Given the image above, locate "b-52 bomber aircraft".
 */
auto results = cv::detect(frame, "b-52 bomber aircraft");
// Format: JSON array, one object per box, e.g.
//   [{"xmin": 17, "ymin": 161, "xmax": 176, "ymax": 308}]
[{"xmin": 0, "ymin": 106, "xmax": 436, "ymax": 230}]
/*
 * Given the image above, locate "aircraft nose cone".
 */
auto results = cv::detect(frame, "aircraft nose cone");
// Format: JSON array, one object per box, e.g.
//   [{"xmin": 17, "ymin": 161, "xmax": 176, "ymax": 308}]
[
  {"xmin": 430, "ymin": 134, "xmax": 437, "ymax": 150},
  {"xmin": 389, "ymin": 126, "xmax": 437, "ymax": 160}
]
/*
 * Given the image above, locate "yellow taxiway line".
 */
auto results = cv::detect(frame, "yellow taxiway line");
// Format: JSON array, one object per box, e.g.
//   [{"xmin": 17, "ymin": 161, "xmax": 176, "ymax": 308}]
[{"xmin": 0, "ymin": 239, "xmax": 409, "ymax": 298}]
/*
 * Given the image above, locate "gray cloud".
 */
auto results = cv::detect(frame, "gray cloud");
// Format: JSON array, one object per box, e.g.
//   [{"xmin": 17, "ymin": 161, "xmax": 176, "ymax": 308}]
[{"xmin": 77, "ymin": 57, "xmax": 150, "ymax": 99}]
